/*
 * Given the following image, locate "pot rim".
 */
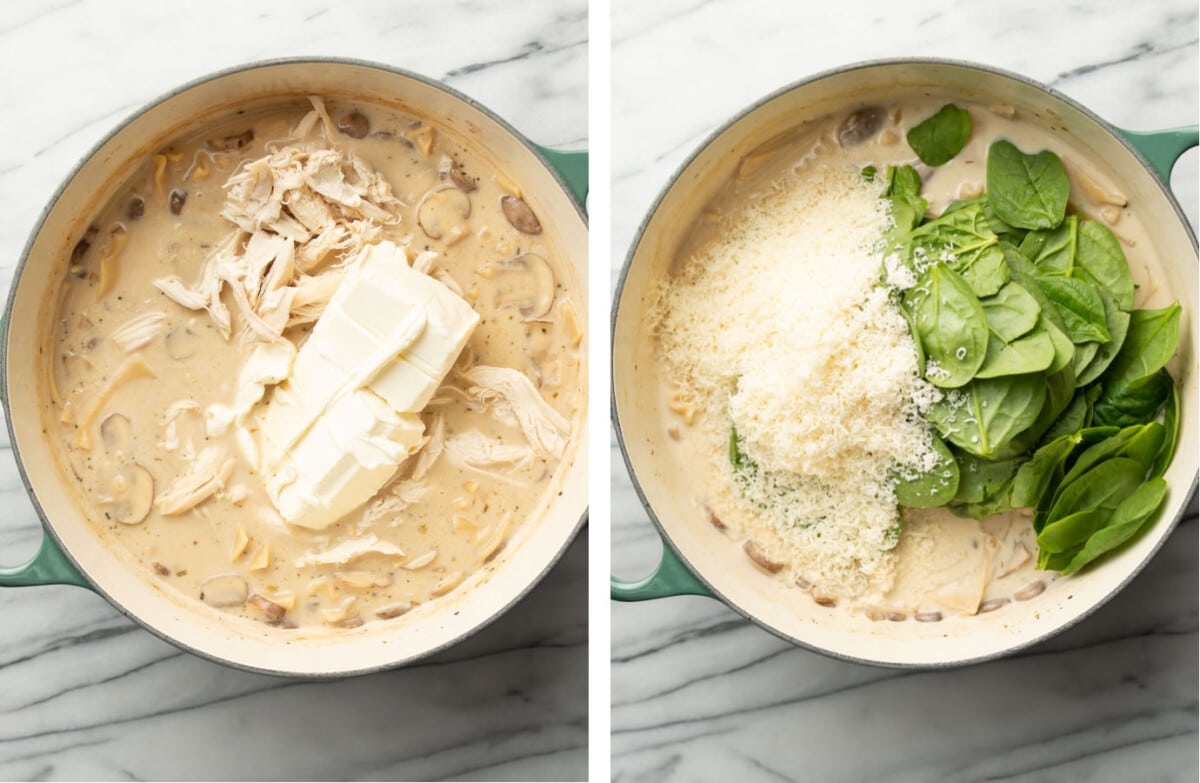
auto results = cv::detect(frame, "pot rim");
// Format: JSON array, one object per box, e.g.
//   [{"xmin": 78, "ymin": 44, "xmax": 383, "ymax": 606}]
[
  {"xmin": 610, "ymin": 55, "xmax": 1199, "ymax": 669},
  {"xmin": 3, "ymin": 56, "xmax": 588, "ymax": 678}
]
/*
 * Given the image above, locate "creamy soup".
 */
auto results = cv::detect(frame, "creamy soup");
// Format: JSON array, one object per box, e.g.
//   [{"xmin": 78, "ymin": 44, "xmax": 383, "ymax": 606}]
[
  {"xmin": 652, "ymin": 98, "xmax": 1176, "ymax": 621},
  {"xmin": 47, "ymin": 97, "xmax": 584, "ymax": 630}
]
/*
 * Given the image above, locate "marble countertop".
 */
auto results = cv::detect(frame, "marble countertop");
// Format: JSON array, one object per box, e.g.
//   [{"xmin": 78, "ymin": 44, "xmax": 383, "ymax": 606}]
[
  {"xmin": 0, "ymin": 2, "xmax": 586, "ymax": 781},
  {"xmin": 611, "ymin": 2, "xmax": 1198, "ymax": 781}
]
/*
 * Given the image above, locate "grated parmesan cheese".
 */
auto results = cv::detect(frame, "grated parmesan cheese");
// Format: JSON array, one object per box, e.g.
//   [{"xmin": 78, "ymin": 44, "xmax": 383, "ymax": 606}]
[{"xmin": 654, "ymin": 163, "xmax": 941, "ymax": 600}]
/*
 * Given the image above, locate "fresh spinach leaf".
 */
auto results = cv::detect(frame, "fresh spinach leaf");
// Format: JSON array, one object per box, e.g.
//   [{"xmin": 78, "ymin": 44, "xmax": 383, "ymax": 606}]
[
  {"xmin": 1019, "ymin": 215, "xmax": 1078, "ymax": 275},
  {"xmin": 886, "ymin": 165, "xmax": 927, "ymax": 232},
  {"xmin": 953, "ymin": 452, "xmax": 1022, "ymax": 504},
  {"xmin": 927, "ymin": 374, "xmax": 1046, "ymax": 459},
  {"xmin": 1044, "ymin": 319, "xmax": 1076, "ymax": 374},
  {"xmin": 907, "ymin": 104, "xmax": 973, "ymax": 167},
  {"xmin": 902, "ymin": 264, "xmax": 989, "ymax": 388},
  {"xmin": 1150, "ymin": 380, "xmax": 1179, "ymax": 480},
  {"xmin": 1118, "ymin": 422, "xmax": 1166, "ymax": 473},
  {"xmin": 1006, "ymin": 366, "xmax": 1076, "ymax": 454},
  {"xmin": 1038, "ymin": 507, "xmax": 1110, "ymax": 553},
  {"xmin": 729, "ymin": 428, "xmax": 752, "ymax": 471},
  {"xmin": 1076, "ymin": 220, "xmax": 1135, "ymax": 311},
  {"xmin": 1061, "ymin": 478, "xmax": 1167, "ymax": 574},
  {"xmin": 981, "ymin": 282, "xmax": 1040, "ymax": 342},
  {"xmin": 1039, "ymin": 389, "xmax": 1090, "ymax": 445},
  {"xmin": 1035, "ymin": 274, "xmax": 1110, "ymax": 343},
  {"xmin": 1045, "ymin": 456, "xmax": 1145, "ymax": 527},
  {"xmin": 1103, "ymin": 304, "xmax": 1182, "ymax": 385},
  {"xmin": 986, "ymin": 140, "xmax": 1070, "ymax": 230},
  {"xmin": 1059, "ymin": 425, "xmax": 1144, "ymax": 488},
  {"xmin": 894, "ymin": 434, "xmax": 960, "ymax": 508},
  {"xmin": 1075, "ymin": 285, "xmax": 1130, "ymax": 386},
  {"xmin": 1092, "ymin": 368, "xmax": 1172, "ymax": 428},
  {"xmin": 1001, "ymin": 244, "xmax": 1067, "ymax": 331},
  {"xmin": 909, "ymin": 204, "xmax": 1007, "ymax": 297},
  {"xmin": 976, "ymin": 329, "xmax": 1055, "ymax": 378},
  {"xmin": 1070, "ymin": 341, "xmax": 1101, "ymax": 379},
  {"xmin": 1011, "ymin": 434, "xmax": 1077, "ymax": 509}
]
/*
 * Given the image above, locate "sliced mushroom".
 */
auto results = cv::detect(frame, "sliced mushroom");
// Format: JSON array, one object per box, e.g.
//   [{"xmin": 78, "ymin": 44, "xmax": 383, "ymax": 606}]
[
  {"xmin": 838, "ymin": 106, "xmax": 885, "ymax": 147},
  {"xmin": 111, "ymin": 464, "xmax": 154, "ymax": 525},
  {"xmin": 99, "ymin": 413, "xmax": 132, "ymax": 453},
  {"xmin": 743, "ymin": 540, "xmax": 783, "ymax": 574},
  {"xmin": 126, "ymin": 195, "xmax": 145, "ymax": 220},
  {"xmin": 337, "ymin": 111, "xmax": 369, "ymax": 139},
  {"xmin": 200, "ymin": 573, "xmax": 248, "ymax": 607},
  {"xmin": 417, "ymin": 185, "xmax": 472, "ymax": 243},
  {"xmin": 169, "ymin": 189, "xmax": 187, "ymax": 215},
  {"xmin": 438, "ymin": 154, "xmax": 477, "ymax": 192},
  {"xmin": 501, "ymin": 195, "xmax": 542, "ymax": 234},
  {"xmin": 496, "ymin": 253, "xmax": 556, "ymax": 320},
  {"xmin": 247, "ymin": 593, "xmax": 286, "ymax": 620}
]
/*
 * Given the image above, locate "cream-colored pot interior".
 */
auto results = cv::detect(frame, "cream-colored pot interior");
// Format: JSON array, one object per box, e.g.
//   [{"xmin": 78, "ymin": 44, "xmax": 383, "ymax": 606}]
[
  {"xmin": 614, "ymin": 61, "xmax": 1196, "ymax": 667},
  {"xmin": 5, "ymin": 60, "xmax": 588, "ymax": 676}
]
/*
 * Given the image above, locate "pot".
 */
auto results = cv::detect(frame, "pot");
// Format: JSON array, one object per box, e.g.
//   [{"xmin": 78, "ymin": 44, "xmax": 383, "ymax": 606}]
[
  {"xmin": 611, "ymin": 59, "xmax": 1197, "ymax": 668},
  {"xmin": 0, "ymin": 58, "xmax": 588, "ymax": 677}
]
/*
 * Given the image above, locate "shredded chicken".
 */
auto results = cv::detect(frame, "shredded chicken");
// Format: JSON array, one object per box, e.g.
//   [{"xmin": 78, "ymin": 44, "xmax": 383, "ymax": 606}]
[
  {"xmin": 444, "ymin": 431, "xmax": 535, "ymax": 469},
  {"xmin": 460, "ymin": 365, "xmax": 570, "ymax": 458},
  {"xmin": 111, "ymin": 311, "xmax": 168, "ymax": 353},
  {"xmin": 152, "ymin": 97, "xmax": 402, "ymax": 346},
  {"xmin": 156, "ymin": 445, "xmax": 235, "ymax": 515},
  {"xmin": 410, "ymin": 413, "xmax": 445, "ymax": 481},
  {"xmin": 294, "ymin": 533, "xmax": 406, "ymax": 567}
]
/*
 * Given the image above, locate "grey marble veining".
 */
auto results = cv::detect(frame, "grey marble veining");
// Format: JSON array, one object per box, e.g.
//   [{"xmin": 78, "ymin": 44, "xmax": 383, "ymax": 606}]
[
  {"xmin": 611, "ymin": 1, "xmax": 1198, "ymax": 781},
  {"xmin": 0, "ymin": 1, "xmax": 587, "ymax": 780}
]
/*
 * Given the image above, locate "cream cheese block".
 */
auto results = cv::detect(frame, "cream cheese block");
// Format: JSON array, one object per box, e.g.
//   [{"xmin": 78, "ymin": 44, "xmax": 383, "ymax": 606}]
[{"xmin": 261, "ymin": 241, "xmax": 479, "ymax": 529}]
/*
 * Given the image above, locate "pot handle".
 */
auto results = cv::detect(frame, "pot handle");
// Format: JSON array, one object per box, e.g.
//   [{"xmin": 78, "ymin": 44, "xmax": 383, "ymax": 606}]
[
  {"xmin": 1118, "ymin": 126, "xmax": 1198, "ymax": 184},
  {"xmin": 533, "ymin": 145, "xmax": 588, "ymax": 209},
  {"xmin": 611, "ymin": 539, "xmax": 713, "ymax": 601},
  {"xmin": 0, "ymin": 528, "xmax": 90, "ymax": 588}
]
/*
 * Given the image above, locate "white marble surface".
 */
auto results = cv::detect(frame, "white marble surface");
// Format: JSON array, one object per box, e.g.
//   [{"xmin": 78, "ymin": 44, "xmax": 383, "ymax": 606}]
[
  {"xmin": 0, "ymin": 2, "xmax": 586, "ymax": 781},
  {"xmin": 611, "ymin": 2, "xmax": 1198, "ymax": 781}
]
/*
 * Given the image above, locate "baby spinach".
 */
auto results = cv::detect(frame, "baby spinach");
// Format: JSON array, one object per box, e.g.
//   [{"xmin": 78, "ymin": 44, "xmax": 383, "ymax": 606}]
[
  {"xmin": 986, "ymin": 140, "xmax": 1070, "ymax": 230},
  {"xmin": 1150, "ymin": 381, "xmax": 1179, "ymax": 480},
  {"xmin": 927, "ymin": 374, "xmax": 1046, "ymax": 459},
  {"xmin": 909, "ymin": 204, "xmax": 1007, "ymax": 297},
  {"xmin": 1074, "ymin": 285, "xmax": 1130, "ymax": 386},
  {"xmin": 1038, "ymin": 507, "xmax": 1110, "ymax": 553},
  {"xmin": 981, "ymin": 282, "xmax": 1040, "ymax": 342},
  {"xmin": 906, "ymin": 103, "xmax": 973, "ymax": 167},
  {"xmin": 1011, "ymin": 434, "xmax": 1077, "ymax": 509},
  {"xmin": 903, "ymin": 264, "xmax": 988, "ymax": 388},
  {"xmin": 1076, "ymin": 221, "xmax": 1134, "ymax": 311},
  {"xmin": 976, "ymin": 329, "xmax": 1054, "ymax": 379},
  {"xmin": 1006, "ymin": 366, "xmax": 1076, "ymax": 454},
  {"xmin": 1020, "ymin": 215, "xmax": 1078, "ymax": 275},
  {"xmin": 729, "ymin": 428, "xmax": 753, "ymax": 472},
  {"xmin": 948, "ymin": 451, "xmax": 1021, "ymax": 518},
  {"xmin": 1045, "ymin": 456, "xmax": 1145, "ymax": 529},
  {"xmin": 1058, "ymin": 425, "xmax": 1144, "ymax": 488},
  {"xmin": 1039, "ymin": 388, "xmax": 1092, "ymax": 445},
  {"xmin": 1103, "ymin": 304, "xmax": 1182, "ymax": 385},
  {"xmin": 1092, "ymin": 368, "xmax": 1172, "ymax": 428},
  {"xmin": 893, "ymin": 434, "xmax": 960, "ymax": 507},
  {"xmin": 1118, "ymin": 422, "xmax": 1166, "ymax": 473},
  {"xmin": 1070, "ymin": 341, "xmax": 1101, "ymax": 380},
  {"xmin": 1044, "ymin": 320, "xmax": 1076, "ymax": 374},
  {"xmin": 1035, "ymin": 274, "xmax": 1110, "ymax": 344},
  {"xmin": 1061, "ymin": 478, "xmax": 1167, "ymax": 574},
  {"xmin": 886, "ymin": 165, "xmax": 927, "ymax": 232}
]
